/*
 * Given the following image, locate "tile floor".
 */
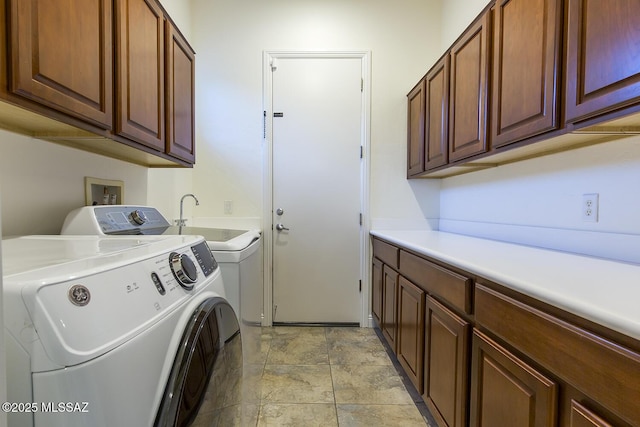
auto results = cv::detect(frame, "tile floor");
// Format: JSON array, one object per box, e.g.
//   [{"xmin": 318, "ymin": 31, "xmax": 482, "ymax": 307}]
[{"xmin": 201, "ymin": 325, "xmax": 437, "ymax": 426}]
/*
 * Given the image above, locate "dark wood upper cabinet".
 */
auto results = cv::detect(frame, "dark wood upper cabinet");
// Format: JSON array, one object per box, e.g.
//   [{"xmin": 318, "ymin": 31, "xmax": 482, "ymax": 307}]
[
  {"xmin": 565, "ymin": 0, "xmax": 640, "ymax": 124},
  {"xmin": 491, "ymin": 0, "xmax": 562, "ymax": 147},
  {"xmin": 9, "ymin": 0, "xmax": 113, "ymax": 129},
  {"xmin": 166, "ymin": 20, "xmax": 196, "ymax": 164},
  {"xmin": 425, "ymin": 55, "xmax": 450, "ymax": 170},
  {"xmin": 449, "ymin": 12, "xmax": 491, "ymax": 162},
  {"xmin": 115, "ymin": 0, "xmax": 165, "ymax": 151},
  {"xmin": 407, "ymin": 80, "xmax": 426, "ymax": 177}
]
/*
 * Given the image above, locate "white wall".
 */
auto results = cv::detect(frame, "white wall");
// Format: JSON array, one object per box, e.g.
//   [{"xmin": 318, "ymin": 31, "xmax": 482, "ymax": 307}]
[
  {"xmin": 439, "ymin": 138, "xmax": 640, "ymax": 263},
  {"xmin": 436, "ymin": 0, "xmax": 640, "ymax": 263},
  {"xmin": 189, "ymin": 0, "xmax": 443, "ymax": 230},
  {"xmin": 0, "ymin": 0, "xmax": 195, "ymax": 236},
  {"xmin": 0, "ymin": 202, "xmax": 5, "ymax": 427},
  {"xmin": 440, "ymin": 0, "xmax": 489, "ymax": 50},
  {"xmin": 0, "ymin": 130, "xmax": 149, "ymax": 236}
]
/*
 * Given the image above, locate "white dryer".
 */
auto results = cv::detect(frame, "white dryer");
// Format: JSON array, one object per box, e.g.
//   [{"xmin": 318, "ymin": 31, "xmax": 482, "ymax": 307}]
[
  {"xmin": 2, "ymin": 235, "xmax": 242, "ymax": 427},
  {"xmin": 61, "ymin": 205, "xmax": 263, "ymax": 324}
]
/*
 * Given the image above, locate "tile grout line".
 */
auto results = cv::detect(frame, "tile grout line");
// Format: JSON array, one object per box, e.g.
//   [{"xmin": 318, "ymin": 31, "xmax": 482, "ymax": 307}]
[{"xmin": 325, "ymin": 327, "xmax": 341, "ymax": 427}]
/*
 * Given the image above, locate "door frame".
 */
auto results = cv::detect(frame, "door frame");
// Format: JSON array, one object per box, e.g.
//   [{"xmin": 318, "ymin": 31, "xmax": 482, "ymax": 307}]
[{"xmin": 262, "ymin": 51, "xmax": 372, "ymax": 327}]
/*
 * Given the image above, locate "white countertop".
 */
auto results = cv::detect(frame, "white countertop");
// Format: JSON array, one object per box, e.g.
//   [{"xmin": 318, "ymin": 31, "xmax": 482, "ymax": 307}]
[{"xmin": 371, "ymin": 230, "xmax": 640, "ymax": 342}]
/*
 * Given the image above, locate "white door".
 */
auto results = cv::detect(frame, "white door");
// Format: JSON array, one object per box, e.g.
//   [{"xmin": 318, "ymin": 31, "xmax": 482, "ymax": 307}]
[{"xmin": 270, "ymin": 55, "xmax": 363, "ymax": 324}]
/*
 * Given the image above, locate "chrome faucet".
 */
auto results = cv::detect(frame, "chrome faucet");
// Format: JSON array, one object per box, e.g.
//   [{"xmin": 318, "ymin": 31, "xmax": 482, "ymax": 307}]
[{"xmin": 177, "ymin": 194, "xmax": 199, "ymax": 227}]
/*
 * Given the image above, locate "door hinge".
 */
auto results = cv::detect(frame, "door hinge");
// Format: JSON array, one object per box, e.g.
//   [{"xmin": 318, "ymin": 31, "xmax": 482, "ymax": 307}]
[
  {"xmin": 263, "ymin": 110, "xmax": 266, "ymax": 139},
  {"xmin": 360, "ymin": 145, "xmax": 363, "ymax": 159},
  {"xmin": 359, "ymin": 213, "xmax": 363, "ymax": 226},
  {"xmin": 361, "ymin": 78, "xmax": 363, "ymax": 92},
  {"xmin": 359, "ymin": 280, "xmax": 362, "ymax": 292}
]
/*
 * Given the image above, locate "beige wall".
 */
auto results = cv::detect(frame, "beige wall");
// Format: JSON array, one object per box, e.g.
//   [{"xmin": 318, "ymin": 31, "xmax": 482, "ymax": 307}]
[
  {"xmin": 189, "ymin": 0, "xmax": 443, "ymax": 228},
  {"xmin": 0, "ymin": 0, "xmax": 195, "ymax": 236},
  {"xmin": 0, "ymin": 1, "xmax": 450, "ymax": 235},
  {"xmin": 437, "ymin": 0, "xmax": 640, "ymax": 260},
  {"xmin": 440, "ymin": 0, "xmax": 490, "ymax": 50},
  {"xmin": 0, "ymin": 131, "xmax": 149, "ymax": 236}
]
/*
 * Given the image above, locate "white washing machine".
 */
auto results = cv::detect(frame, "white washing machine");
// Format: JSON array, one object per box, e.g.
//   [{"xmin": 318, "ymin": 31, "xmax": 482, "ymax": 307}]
[
  {"xmin": 2, "ymin": 234, "xmax": 242, "ymax": 427},
  {"xmin": 61, "ymin": 205, "xmax": 263, "ymax": 324}
]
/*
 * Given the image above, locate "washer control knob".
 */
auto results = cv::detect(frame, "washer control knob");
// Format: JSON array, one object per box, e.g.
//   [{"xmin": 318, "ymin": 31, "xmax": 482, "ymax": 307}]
[
  {"xmin": 169, "ymin": 252, "xmax": 197, "ymax": 290},
  {"xmin": 131, "ymin": 209, "xmax": 148, "ymax": 225}
]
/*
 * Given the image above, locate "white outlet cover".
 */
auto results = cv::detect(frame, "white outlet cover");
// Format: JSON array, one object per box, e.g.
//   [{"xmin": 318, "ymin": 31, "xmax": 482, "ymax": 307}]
[{"xmin": 582, "ymin": 193, "xmax": 599, "ymax": 222}]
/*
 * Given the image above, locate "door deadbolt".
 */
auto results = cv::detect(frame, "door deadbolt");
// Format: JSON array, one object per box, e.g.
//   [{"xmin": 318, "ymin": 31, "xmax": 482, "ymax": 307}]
[{"xmin": 276, "ymin": 208, "xmax": 284, "ymax": 215}]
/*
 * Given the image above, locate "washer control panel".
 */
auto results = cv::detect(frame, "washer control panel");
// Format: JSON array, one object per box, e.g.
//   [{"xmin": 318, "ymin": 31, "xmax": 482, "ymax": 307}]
[{"xmin": 27, "ymin": 237, "xmax": 220, "ymax": 367}]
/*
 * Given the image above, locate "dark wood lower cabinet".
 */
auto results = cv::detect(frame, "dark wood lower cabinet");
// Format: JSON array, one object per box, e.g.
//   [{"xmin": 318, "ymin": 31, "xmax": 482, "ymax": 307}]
[
  {"xmin": 371, "ymin": 236, "xmax": 640, "ymax": 427},
  {"xmin": 381, "ymin": 266, "xmax": 398, "ymax": 353},
  {"xmin": 423, "ymin": 296, "xmax": 470, "ymax": 427},
  {"xmin": 397, "ymin": 276, "xmax": 425, "ymax": 392},
  {"xmin": 371, "ymin": 258, "xmax": 383, "ymax": 327},
  {"xmin": 470, "ymin": 330, "xmax": 558, "ymax": 427},
  {"xmin": 568, "ymin": 400, "xmax": 613, "ymax": 427}
]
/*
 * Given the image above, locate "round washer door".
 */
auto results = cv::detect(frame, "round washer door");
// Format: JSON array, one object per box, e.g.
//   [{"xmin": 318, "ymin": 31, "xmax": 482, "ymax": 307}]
[{"xmin": 154, "ymin": 297, "xmax": 241, "ymax": 427}]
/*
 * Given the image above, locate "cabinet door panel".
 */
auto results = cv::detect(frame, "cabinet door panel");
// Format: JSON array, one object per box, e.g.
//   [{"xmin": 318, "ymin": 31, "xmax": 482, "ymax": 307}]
[
  {"xmin": 449, "ymin": 13, "xmax": 490, "ymax": 162},
  {"xmin": 565, "ymin": 0, "xmax": 640, "ymax": 123},
  {"xmin": 381, "ymin": 266, "xmax": 398, "ymax": 353},
  {"xmin": 372, "ymin": 238, "xmax": 399, "ymax": 269},
  {"xmin": 400, "ymin": 250, "xmax": 472, "ymax": 314},
  {"xmin": 166, "ymin": 21, "xmax": 195, "ymax": 163},
  {"xmin": 10, "ymin": 0, "xmax": 113, "ymax": 128},
  {"xmin": 407, "ymin": 80, "xmax": 425, "ymax": 176},
  {"xmin": 397, "ymin": 277, "xmax": 425, "ymax": 392},
  {"xmin": 423, "ymin": 296, "xmax": 470, "ymax": 427},
  {"xmin": 569, "ymin": 400, "xmax": 613, "ymax": 427},
  {"xmin": 470, "ymin": 330, "xmax": 557, "ymax": 427},
  {"xmin": 116, "ymin": 0, "xmax": 165, "ymax": 150},
  {"xmin": 492, "ymin": 0, "xmax": 561, "ymax": 147},
  {"xmin": 475, "ymin": 283, "xmax": 640, "ymax": 425},
  {"xmin": 425, "ymin": 56, "xmax": 450, "ymax": 170},
  {"xmin": 371, "ymin": 258, "xmax": 383, "ymax": 327}
]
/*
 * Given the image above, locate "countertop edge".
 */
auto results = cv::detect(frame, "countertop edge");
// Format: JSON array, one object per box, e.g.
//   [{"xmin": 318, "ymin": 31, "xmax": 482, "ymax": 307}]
[{"xmin": 370, "ymin": 229, "xmax": 640, "ymax": 343}]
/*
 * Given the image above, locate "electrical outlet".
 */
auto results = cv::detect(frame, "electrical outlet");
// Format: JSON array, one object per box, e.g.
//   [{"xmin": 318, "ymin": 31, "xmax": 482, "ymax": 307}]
[
  {"xmin": 582, "ymin": 193, "xmax": 599, "ymax": 222},
  {"xmin": 224, "ymin": 200, "xmax": 233, "ymax": 215}
]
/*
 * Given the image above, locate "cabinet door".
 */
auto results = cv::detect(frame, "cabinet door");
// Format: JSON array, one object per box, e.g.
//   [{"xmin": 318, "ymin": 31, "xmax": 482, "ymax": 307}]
[
  {"xmin": 166, "ymin": 21, "xmax": 195, "ymax": 163},
  {"xmin": 568, "ymin": 400, "xmax": 613, "ymax": 427},
  {"xmin": 565, "ymin": 0, "xmax": 640, "ymax": 123},
  {"xmin": 491, "ymin": 0, "xmax": 561, "ymax": 147},
  {"xmin": 115, "ymin": 0, "xmax": 165, "ymax": 150},
  {"xmin": 423, "ymin": 296, "xmax": 470, "ymax": 427},
  {"xmin": 9, "ymin": 0, "xmax": 113, "ymax": 129},
  {"xmin": 470, "ymin": 330, "xmax": 558, "ymax": 427},
  {"xmin": 425, "ymin": 56, "xmax": 450, "ymax": 170},
  {"xmin": 407, "ymin": 80, "xmax": 425, "ymax": 177},
  {"xmin": 449, "ymin": 12, "xmax": 490, "ymax": 162},
  {"xmin": 397, "ymin": 276, "xmax": 425, "ymax": 392},
  {"xmin": 381, "ymin": 266, "xmax": 398, "ymax": 353},
  {"xmin": 371, "ymin": 258, "xmax": 383, "ymax": 327}
]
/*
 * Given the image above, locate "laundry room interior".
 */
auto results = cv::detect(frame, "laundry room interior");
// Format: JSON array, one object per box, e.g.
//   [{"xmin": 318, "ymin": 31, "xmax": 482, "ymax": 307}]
[{"xmin": 2, "ymin": 0, "xmax": 640, "ymax": 426}]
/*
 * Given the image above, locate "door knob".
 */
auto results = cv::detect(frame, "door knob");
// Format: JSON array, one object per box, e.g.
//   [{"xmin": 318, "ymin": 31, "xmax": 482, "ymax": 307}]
[{"xmin": 275, "ymin": 223, "xmax": 289, "ymax": 231}]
